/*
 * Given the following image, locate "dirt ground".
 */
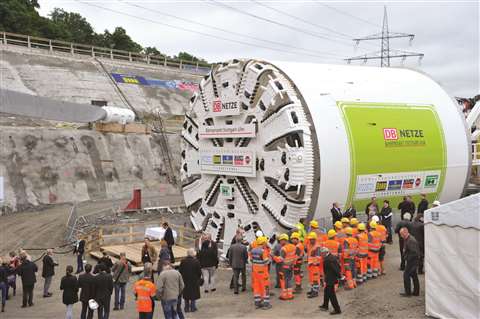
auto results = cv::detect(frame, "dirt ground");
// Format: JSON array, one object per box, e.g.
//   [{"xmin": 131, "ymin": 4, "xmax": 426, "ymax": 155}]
[{"xmin": 0, "ymin": 201, "xmax": 425, "ymax": 319}]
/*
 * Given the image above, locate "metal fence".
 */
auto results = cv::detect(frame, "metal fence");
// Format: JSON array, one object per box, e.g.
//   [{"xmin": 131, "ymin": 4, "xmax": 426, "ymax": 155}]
[{"xmin": 0, "ymin": 31, "xmax": 211, "ymax": 75}]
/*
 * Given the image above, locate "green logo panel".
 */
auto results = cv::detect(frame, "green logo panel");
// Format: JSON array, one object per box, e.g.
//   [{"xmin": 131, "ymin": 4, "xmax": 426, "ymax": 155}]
[{"xmin": 338, "ymin": 102, "xmax": 446, "ymax": 211}]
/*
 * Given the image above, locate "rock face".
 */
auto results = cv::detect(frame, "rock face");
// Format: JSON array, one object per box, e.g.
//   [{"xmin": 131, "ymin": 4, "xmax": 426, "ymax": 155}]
[
  {"xmin": 0, "ymin": 127, "xmax": 183, "ymax": 213},
  {"xmin": 0, "ymin": 45, "xmax": 203, "ymax": 213}
]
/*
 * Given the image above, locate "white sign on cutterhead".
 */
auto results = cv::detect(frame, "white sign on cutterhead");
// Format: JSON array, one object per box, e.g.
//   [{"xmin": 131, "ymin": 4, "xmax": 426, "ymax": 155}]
[
  {"xmin": 199, "ymin": 149, "xmax": 256, "ymax": 178},
  {"xmin": 208, "ymin": 98, "xmax": 240, "ymax": 117},
  {"xmin": 198, "ymin": 123, "xmax": 256, "ymax": 139}
]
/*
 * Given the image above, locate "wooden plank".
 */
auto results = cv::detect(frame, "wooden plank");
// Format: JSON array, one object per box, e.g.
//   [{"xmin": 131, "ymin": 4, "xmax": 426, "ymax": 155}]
[{"xmin": 101, "ymin": 241, "xmax": 189, "ymax": 266}]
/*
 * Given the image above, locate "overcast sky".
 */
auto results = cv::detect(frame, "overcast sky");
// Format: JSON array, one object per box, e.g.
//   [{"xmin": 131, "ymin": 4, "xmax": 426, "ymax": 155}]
[{"xmin": 38, "ymin": 0, "xmax": 479, "ymax": 97}]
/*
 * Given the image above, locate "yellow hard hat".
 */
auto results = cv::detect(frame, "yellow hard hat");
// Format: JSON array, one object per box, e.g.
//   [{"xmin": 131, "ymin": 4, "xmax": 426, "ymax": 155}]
[
  {"xmin": 256, "ymin": 236, "xmax": 267, "ymax": 246},
  {"xmin": 310, "ymin": 220, "xmax": 319, "ymax": 228},
  {"xmin": 350, "ymin": 218, "xmax": 359, "ymax": 226},
  {"xmin": 358, "ymin": 223, "xmax": 366, "ymax": 231},
  {"xmin": 370, "ymin": 221, "xmax": 377, "ymax": 229},
  {"xmin": 345, "ymin": 227, "xmax": 353, "ymax": 235},
  {"xmin": 341, "ymin": 217, "xmax": 349, "ymax": 223},
  {"xmin": 327, "ymin": 229, "xmax": 337, "ymax": 238},
  {"xmin": 334, "ymin": 221, "xmax": 343, "ymax": 229},
  {"xmin": 307, "ymin": 231, "xmax": 317, "ymax": 240},
  {"xmin": 290, "ymin": 232, "xmax": 300, "ymax": 240},
  {"xmin": 278, "ymin": 233, "xmax": 289, "ymax": 241}
]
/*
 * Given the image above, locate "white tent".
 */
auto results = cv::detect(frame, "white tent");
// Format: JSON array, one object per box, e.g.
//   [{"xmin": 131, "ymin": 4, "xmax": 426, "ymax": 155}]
[{"xmin": 424, "ymin": 193, "xmax": 480, "ymax": 319}]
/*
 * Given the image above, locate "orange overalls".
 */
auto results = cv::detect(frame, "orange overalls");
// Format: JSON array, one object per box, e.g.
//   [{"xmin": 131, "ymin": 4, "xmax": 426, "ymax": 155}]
[
  {"xmin": 293, "ymin": 241, "xmax": 305, "ymax": 289},
  {"xmin": 351, "ymin": 227, "xmax": 359, "ymax": 237},
  {"xmin": 356, "ymin": 231, "xmax": 369, "ymax": 283},
  {"xmin": 314, "ymin": 230, "xmax": 328, "ymax": 282},
  {"xmin": 250, "ymin": 246, "xmax": 271, "ymax": 307},
  {"xmin": 273, "ymin": 243, "xmax": 299, "ymax": 300},
  {"xmin": 376, "ymin": 224, "xmax": 387, "ymax": 274},
  {"xmin": 368, "ymin": 230, "xmax": 382, "ymax": 278},
  {"xmin": 306, "ymin": 242, "xmax": 321, "ymax": 294},
  {"xmin": 343, "ymin": 236, "xmax": 358, "ymax": 289}
]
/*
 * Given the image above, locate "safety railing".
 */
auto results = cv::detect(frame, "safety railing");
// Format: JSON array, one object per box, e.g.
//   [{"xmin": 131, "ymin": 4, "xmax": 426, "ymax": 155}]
[{"xmin": 0, "ymin": 31, "xmax": 211, "ymax": 74}]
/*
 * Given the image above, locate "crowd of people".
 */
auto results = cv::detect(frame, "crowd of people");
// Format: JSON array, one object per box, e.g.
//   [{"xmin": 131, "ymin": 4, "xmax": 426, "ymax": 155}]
[{"xmin": 0, "ymin": 199, "xmax": 431, "ymax": 318}]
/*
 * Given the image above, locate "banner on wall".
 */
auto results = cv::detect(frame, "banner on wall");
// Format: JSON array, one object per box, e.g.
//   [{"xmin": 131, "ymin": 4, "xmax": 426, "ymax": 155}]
[{"xmin": 111, "ymin": 73, "xmax": 199, "ymax": 92}]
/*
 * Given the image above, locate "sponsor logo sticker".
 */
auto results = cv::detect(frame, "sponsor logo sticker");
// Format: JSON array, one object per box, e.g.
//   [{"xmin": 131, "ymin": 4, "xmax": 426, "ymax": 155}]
[
  {"xmin": 375, "ymin": 181, "xmax": 387, "ymax": 192},
  {"xmin": 222, "ymin": 155, "xmax": 233, "ymax": 165},
  {"xmin": 402, "ymin": 179, "xmax": 414, "ymax": 189},
  {"xmin": 212, "ymin": 99, "xmax": 222, "ymax": 113},
  {"xmin": 424, "ymin": 175, "xmax": 439, "ymax": 188},
  {"xmin": 234, "ymin": 155, "xmax": 244, "ymax": 166},
  {"xmin": 387, "ymin": 180, "xmax": 402, "ymax": 190},
  {"xmin": 213, "ymin": 155, "xmax": 221, "ymax": 164}
]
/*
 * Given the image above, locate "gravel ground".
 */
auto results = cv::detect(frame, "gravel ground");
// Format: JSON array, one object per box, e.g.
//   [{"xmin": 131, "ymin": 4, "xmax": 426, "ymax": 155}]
[{"xmin": 0, "ymin": 200, "xmax": 426, "ymax": 319}]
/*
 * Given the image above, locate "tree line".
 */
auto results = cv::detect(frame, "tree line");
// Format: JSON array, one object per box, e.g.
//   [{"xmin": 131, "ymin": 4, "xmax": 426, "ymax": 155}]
[{"xmin": 0, "ymin": 0, "xmax": 207, "ymax": 63}]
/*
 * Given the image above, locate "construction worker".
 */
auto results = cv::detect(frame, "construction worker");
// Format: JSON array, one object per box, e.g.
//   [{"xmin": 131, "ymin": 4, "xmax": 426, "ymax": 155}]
[
  {"xmin": 324, "ymin": 230, "xmax": 341, "ymax": 258},
  {"xmin": 343, "ymin": 227, "xmax": 358, "ymax": 289},
  {"xmin": 273, "ymin": 234, "xmax": 299, "ymax": 300},
  {"xmin": 324, "ymin": 230, "xmax": 341, "ymax": 290},
  {"xmin": 372, "ymin": 216, "xmax": 388, "ymax": 275},
  {"xmin": 249, "ymin": 230, "xmax": 264, "ymax": 251},
  {"xmin": 133, "ymin": 271, "xmax": 157, "ymax": 319},
  {"xmin": 350, "ymin": 218, "xmax": 359, "ymax": 237},
  {"xmin": 308, "ymin": 220, "xmax": 328, "ymax": 283},
  {"xmin": 305, "ymin": 232, "xmax": 321, "ymax": 298},
  {"xmin": 355, "ymin": 223, "xmax": 369, "ymax": 284},
  {"xmin": 290, "ymin": 232, "xmax": 304, "ymax": 293},
  {"xmin": 294, "ymin": 218, "xmax": 307, "ymax": 242},
  {"xmin": 250, "ymin": 236, "xmax": 272, "ymax": 310},
  {"xmin": 340, "ymin": 217, "xmax": 350, "ymax": 231},
  {"xmin": 367, "ymin": 221, "xmax": 382, "ymax": 278}
]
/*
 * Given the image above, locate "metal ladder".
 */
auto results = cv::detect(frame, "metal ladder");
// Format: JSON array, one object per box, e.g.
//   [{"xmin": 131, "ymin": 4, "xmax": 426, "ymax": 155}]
[{"xmin": 152, "ymin": 115, "xmax": 177, "ymax": 186}]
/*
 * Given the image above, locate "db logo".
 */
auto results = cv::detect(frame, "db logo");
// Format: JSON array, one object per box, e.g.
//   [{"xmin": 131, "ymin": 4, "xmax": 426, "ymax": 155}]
[
  {"xmin": 383, "ymin": 128, "xmax": 398, "ymax": 140},
  {"xmin": 244, "ymin": 156, "xmax": 251, "ymax": 165},
  {"xmin": 212, "ymin": 99, "xmax": 222, "ymax": 113}
]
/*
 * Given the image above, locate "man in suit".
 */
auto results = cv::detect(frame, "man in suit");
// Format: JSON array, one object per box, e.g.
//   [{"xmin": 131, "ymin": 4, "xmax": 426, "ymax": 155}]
[
  {"xmin": 319, "ymin": 247, "xmax": 342, "ymax": 315},
  {"xmin": 395, "ymin": 214, "xmax": 413, "ymax": 270},
  {"xmin": 417, "ymin": 194, "xmax": 429, "ymax": 217},
  {"xmin": 16, "ymin": 253, "xmax": 38, "ymax": 308},
  {"xmin": 399, "ymin": 228, "xmax": 420, "ymax": 297},
  {"xmin": 74, "ymin": 239, "xmax": 86, "ymax": 274},
  {"xmin": 227, "ymin": 238, "xmax": 248, "ymax": 294},
  {"xmin": 94, "ymin": 264, "xmax": 113, "ymax": 319},
  {"xmin": 41, "ymin": 249, "xmax": 58, "ymax": 297},
  {"xmin": 78, "ymin": 263, "xmax": 96, "ymax": 319},
  {"xmin": 163, "ymin": 222, "xmax": 176, "ymax": 263},
  {"xmin": 330, "ymin": 203, "xmax": 342, "ymax": 226}
]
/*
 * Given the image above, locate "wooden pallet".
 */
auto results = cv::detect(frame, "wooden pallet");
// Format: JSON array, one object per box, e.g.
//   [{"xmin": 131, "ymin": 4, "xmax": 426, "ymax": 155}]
[{"xmin": 100, "ymin": 241, "xmax": 188, "ymax": 267}]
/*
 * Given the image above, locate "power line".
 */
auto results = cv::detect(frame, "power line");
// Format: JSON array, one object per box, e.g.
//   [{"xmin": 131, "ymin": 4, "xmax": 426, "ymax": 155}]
[
  {"xmin": 250, "ymin": 0, "xmax": 352, "ymax": 40},
  {"xmin": 118, "ymin": 0, "xmax": 340, "ymax": 57},
  {"xmin": 207, "ymin": 0, "xmax": 362, "ymax": 48},
  {"xmin": 320, "ymin": 3, "xmax": 381, "ymax": 28},
  {"xmin": 73, "ymin": 0, "xmax": 342, "ymax": 60},
  {"xmin": 346, "ymin": 6, "xmax": 424, "ymax": 67}
]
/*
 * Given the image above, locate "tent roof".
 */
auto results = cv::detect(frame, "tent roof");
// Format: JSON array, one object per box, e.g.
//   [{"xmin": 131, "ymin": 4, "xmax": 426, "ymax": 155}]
[{"xmin": 424, "ymin": 193, "xmax": 480, "ymax": 230}]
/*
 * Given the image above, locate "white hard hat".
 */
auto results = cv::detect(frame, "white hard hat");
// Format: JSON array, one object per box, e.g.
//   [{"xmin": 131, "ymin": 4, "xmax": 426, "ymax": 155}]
[
  {"xmin": 255, "ymin": 230, "xmax": 264, "ymax": 238},
  {"xmin": 371, "ymin": 215, "xmax": 380, "ymax": 222},
  {"xmin": 403, "ymin": 213, "xmax": 412, "ymax": 220},
  {"xmin": 88, "ymin": 299, "xmax": 99, "ymax": 310},
  {"xmin": 433, "ymin": 200, "xmax": 441, "ymax": 206}
]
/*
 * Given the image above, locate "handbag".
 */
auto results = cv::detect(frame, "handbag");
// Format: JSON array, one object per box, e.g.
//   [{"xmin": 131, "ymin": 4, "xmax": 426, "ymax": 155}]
[{"xmin": 198, "ymin": 273, "xmax": 205, "ymax": 286}]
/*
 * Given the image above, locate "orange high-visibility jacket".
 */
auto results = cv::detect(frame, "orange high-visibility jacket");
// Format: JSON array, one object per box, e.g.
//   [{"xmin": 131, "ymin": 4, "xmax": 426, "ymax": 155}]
[
  {"xmin": 343, "ymin": 237, "xmax": 358, "ymax": 259},
  {"xmin": 324, "ymin": 239, "xmax": 341, "ymax": 257},
  {"xmin": 279, "ymin": 243, "xmax": 300, "ymax": 268},
  {"xmin": 356, "ymin": 232, "xmax": 369, "ymax": 257},
  {"xmin": 351, "ymin": 227, "xmax": 359, "ymax": 237},
  {"xmin": 368, "ymin": 230, "xmax": 382, "ymax": 252},
  {"xmin": 335, "ymin": 232, "xmax": 347, "ymax": 254},
  {"xmin": 307, "ymin": 244, "xmax": 321, "ymax": 266},
  {"xmin": 250, "ymin": 246, "xmax": 270, "ymax": 271},
  {"xmin": 133, "ymin": 279, "xmax": 156, "ymax": 313},
  {"xmin": 376, "ymin": 224, "xmax": 387, "ymax": 244}
]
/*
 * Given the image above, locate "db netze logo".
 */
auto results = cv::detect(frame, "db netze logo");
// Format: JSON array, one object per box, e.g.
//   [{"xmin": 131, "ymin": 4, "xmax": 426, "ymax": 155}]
[
  {"xmin": 212, "ymin": 99, "xmax": 222, "ymax": 113},
  {"xmin": 383, "ymin": 128, "xmax": 398, "ymax": 140}
]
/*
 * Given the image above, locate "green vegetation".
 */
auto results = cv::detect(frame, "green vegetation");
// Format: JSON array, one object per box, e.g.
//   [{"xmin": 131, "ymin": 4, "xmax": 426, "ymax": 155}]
[{"xmin": 0, "ymin": 0, "xmax": 207, "ymax": 62}]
